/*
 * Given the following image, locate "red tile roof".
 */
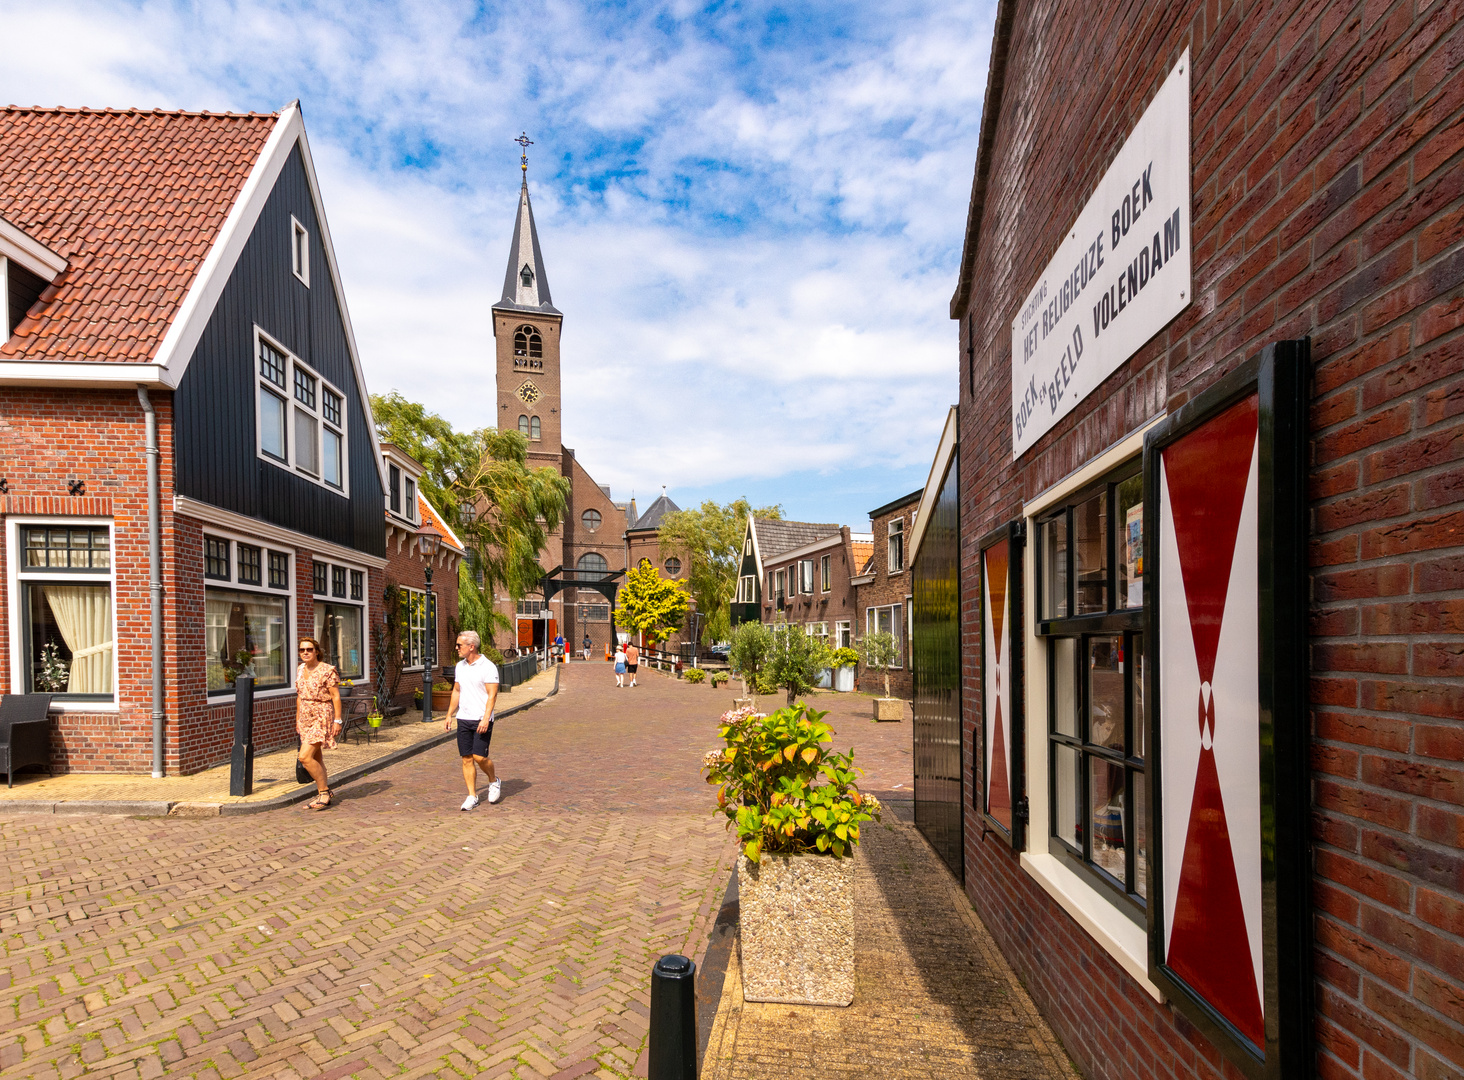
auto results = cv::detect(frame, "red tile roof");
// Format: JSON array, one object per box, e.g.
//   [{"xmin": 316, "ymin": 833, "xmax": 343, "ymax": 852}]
[{"xmin": 0, "ymin": 107, "xmax": 278, "ymax": 363}]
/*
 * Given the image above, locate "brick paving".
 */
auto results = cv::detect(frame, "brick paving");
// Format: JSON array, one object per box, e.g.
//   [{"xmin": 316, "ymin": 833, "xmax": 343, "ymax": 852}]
[{"xmin": 0, "ymin": 665, "xmax": 1068, "ymax": 1079}]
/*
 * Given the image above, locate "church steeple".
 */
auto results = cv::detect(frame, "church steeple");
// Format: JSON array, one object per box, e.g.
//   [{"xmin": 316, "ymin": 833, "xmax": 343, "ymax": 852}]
[{"xmin": 496, "ymin": 136, "xmax": 560, "ymax": 315}]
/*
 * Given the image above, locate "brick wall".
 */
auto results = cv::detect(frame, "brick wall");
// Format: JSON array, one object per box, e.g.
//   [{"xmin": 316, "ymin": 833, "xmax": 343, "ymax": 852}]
[
  {"xmin": 956, "ymin": 2, "xmax": 1463, "ymax": 1079},
  {"xmin": 382, "ymin": 524, "xmax": 458, "ymax": 705},
  {"xmin": 857, "ymin": 500, "xmax": 919, "ymax": 699}
]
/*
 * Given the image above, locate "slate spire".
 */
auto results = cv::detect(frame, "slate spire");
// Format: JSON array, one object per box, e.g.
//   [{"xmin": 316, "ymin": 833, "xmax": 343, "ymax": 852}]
[{"xmin": 497, "ymin": 142, "xmax": 560, "ymax": 315}]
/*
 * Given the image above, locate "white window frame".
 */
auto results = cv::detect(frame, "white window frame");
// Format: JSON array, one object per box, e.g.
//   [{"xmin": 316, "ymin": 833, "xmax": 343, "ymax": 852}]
[
  {"xmin": 404, "ymin": 477, "xmax": 417, "ymax": 523},
  {"xmin": 799, "ymin": 559, "xmax": 814, "ymax": 594},
  {"xmin": 202, "ymin": 528, "xmax": 299, "ymax": 703},
  {"xmin": 311, "ymin": 555, "xmax": 368, "ymax": 682},
  {"xmin": 888, "ymin": 518, "xmax": 905, "ymax": 573},
  {"xmin": 291, "ymin": 216, "xmax": 310, "ymax": 286},
  {"xmin": 7, "ymin": 517, "xmax": 119, "ymax": 711},
  {"xmin": 865, "ymin": 603, "xmax": 904, "ymax": 668},
  {"xmin": 254, "ymin": 326, "xmax": 349, "ymax": 496},
  {"xmin": 836, "ymin": 620, "xmax": 852, "ymax": 649},
  {"xmin": 775, "ymin": 569, "xmax": 786, "ymax": 602},
  {"xmin": 736, "ymin": 574, "xmax": 757, "ymax": 604},
  {"xmin": 820, "ymin": 553, "xmax": 831, "ymax": 592},
  {"xmin": 401, "ymin": 585, "xmax": 428, "ymax": 673},
  {"xmin": 1019, "ymin": 420, "xmax": 1165, "ymax": 1001}
]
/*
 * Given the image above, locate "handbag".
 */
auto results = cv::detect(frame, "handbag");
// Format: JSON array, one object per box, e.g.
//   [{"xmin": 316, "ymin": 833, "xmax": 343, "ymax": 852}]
[{"xmin": 296, "ymin": 737, "xmax": 311, "ymax": 785}]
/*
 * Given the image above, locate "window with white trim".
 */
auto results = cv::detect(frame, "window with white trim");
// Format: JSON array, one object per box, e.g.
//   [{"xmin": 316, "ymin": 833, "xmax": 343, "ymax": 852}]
[
  {"xmin": 401, "ymin": 586, "xmax": 428, "ymax": 670},
  {"xmin": 799, "ymin": 560, "xmax": 814, "ymax": 594},
  {"xmin": 1037, "ymin": 458, "xmax": 1148, "ymax": 911},
  {"xmin": 404, "ymin": 477, "xmax": 417, "ymax": 521},
  {"xmin": 836, "ymin": 620, "xmax": 851, "ymax": 649},
  {"xmin": 204, "ymin": 533, "xmax": 290, "ymax": 695},
  {"xmin": 311, "ymin": 557, "xmax": 367, "ymax": 679},
  {"xmin": 736, "ymin": 575, "xmax": 757, "ymax": 603},
  {"xmin": 256, "ymin": 329, "xmax": 347, "ymax": 493},
  {"xmin": 888, "ymin": 518, "xmax": 905, "ymax": 573},
  {"xmin": 388, "ymin": 463, "xmax": 402, "ymax": 515},
  {"xmin": 16, "ymin": 523, "xmax": 115, "ymax": 700},
  {"xmin": 290, "ymin": 216, "xmax": 309, "ymax": 285},
  {"xmin": 866, "ymin": 603, "xmax": 904, "ymax": 668},
  {"xmin": 775, "ymin": 569, "xmax": 786, "ymax": 604},
  {"xmin": 820, "ymin": 554, "xmax": 831, "ymax": 592}
]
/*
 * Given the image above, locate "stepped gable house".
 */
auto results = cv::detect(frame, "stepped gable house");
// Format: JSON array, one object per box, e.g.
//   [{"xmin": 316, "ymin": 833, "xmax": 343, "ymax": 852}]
[
  {"xmin": 488, "ymin": 167, "xmax": 638, "ymax": 658},
  {"xmin": 0, "ymin": 105, "xmax": 389, "ymax": 776},
  {"xmin": 915, "ymin": 5, "xmax": 1464, "ymax": 1080}
]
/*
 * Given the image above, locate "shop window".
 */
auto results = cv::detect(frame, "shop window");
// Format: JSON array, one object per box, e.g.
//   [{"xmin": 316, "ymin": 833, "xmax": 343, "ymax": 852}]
[
  {"xmin": 316, "ymin": 602, "xmax": 363, "ymax": 679},
  {"xmin": 204, "ymin": 531, "xmax": 292, "ymax": 695},
  {"xmin": 1036, "ymin": 459, "xmax": 1147, "ymax": 909},
  {"xmin": 17, "ymin": 524, "xmax": 114, "ymax": 699}
]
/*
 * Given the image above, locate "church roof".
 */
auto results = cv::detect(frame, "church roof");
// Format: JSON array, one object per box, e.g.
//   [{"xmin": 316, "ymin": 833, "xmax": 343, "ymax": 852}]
[
  {"xmin": 630, "ymin": 493, "xmax": 680, "ymax": 532},
  {"xmin": 751, "ymin": 518, "xmax": 843, "ymax": 562},
  {"xmin": 494, "ymin": 179, "xmax": 561, "ymax": 316}
]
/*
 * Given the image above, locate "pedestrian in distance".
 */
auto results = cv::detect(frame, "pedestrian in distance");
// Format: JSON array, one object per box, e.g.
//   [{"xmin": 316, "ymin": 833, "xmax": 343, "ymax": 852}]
[
  {"xmin": 582, "ymin": 632, "xmax": 591, "ymax": 661},
  {"xmin": 554, "ymin": 631, "xmax": 565, "ymax": 663},
  {"xmin": 625, "ymin": 641, "xmax": 639, "ymax": 687},
  {"xmin": 295, "ymin": 636, "xmax": 342, "ymax": 811},
  {"xmin": 614, "ymin": 644, "xmax": 626, "ymax": 687},
  {"xmin": 445, "ymin": 630, "xmax": 501, "ymax": 811}
]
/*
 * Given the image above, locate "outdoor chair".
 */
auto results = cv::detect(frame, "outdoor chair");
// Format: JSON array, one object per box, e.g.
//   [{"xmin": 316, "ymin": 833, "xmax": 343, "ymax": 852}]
[
  {"xmin": 0, "ymin": 694, "xmax": 54, "ymax": 787},
  {"xmin": 338, "ymin": 685, "xmax": 378, "ymax": 745}
]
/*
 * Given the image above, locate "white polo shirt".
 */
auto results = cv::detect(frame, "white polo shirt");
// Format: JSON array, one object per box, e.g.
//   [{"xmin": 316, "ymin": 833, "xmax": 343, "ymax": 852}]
[{"xmin": 454, "ymin": 655, "xmax": 500, "ymax": 722}]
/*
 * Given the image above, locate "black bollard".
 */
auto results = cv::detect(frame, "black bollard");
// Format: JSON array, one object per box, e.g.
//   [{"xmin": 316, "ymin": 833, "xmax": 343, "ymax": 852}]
[
  {"xmin": 229, "ymin": 674, "xmax": 254, "ymax": 797},
  {"xmin": 648, "ymin": 953, "xmax": 697, "ymax": 1080}
]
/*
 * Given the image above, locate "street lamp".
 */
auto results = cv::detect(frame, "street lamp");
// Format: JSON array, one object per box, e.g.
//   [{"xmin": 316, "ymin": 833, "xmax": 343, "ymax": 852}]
[{"xmin": 417, "ymin": 520, "xmax": 443, "ymax": 724}]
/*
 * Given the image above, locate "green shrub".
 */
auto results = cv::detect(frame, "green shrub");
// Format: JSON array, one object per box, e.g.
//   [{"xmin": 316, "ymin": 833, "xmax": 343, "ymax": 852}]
[
  {"xmin": 830, "ymin": 646, "xmax": 859, "ymax": 669},
  {"xmin": 710, "ymin": 671, "xmax": 729, "ymax": 687},
  {"xmin": 703, "ymin": 703, "xmax": 881, "ymax": 863},
  {"xmin": 755, "ymin": 672, "xmax": 779, "ymax": 696},
  {"xmin": 684, "ymin": 668, "xmax": 707, "ymax": 684},
  {"xmin": 767, "ymin": 620, "xmax": 832, "ymax": 704}
]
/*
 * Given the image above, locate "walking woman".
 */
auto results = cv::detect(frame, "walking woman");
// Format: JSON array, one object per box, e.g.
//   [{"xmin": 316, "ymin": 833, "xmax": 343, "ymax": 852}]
[
  {"xmin": 614, "ymin": 644, "xmax": 627, "ymax": 688},
  {"xmin": 296, "ymin": 636, "xmax": 343, "ymax": 810}
]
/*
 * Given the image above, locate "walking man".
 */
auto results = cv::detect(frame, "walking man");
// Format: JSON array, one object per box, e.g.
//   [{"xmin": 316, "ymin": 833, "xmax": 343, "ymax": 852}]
[
  {"xmin": 582, "ymin": 632, "xmax": 592, "ymax": 661},
  {"xmin": 625, "ymin": 640, "xmax": 640, "ymax": 687},
  {"xmin": 444, "ymin": 630, "xmax": 500, "ymax": 811}
]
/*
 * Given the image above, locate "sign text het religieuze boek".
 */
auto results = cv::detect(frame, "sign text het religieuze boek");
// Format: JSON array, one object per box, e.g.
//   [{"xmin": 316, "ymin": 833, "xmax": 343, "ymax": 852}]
[{"xmin": 1010, "ymin": 50, "xmax": 1192, "ymax": 459}]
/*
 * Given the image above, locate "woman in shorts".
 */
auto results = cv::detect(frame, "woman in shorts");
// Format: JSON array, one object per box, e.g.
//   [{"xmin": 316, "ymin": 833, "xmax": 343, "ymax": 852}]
[{"xmin": 614, "ymin": 645, "xmax": 626, "ymax": 688}]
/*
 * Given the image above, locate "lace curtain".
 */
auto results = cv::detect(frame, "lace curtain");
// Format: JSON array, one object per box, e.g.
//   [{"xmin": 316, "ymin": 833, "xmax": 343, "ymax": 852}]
[{"xmin": 44, "ymin": 585, "xmax": 113, "ymax": 694}]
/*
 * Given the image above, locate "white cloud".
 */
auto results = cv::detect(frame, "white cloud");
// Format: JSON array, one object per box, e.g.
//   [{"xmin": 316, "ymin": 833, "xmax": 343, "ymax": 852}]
[{"xmin": 0, "ymin": 0, "xmax": 995, "ymax": 522}]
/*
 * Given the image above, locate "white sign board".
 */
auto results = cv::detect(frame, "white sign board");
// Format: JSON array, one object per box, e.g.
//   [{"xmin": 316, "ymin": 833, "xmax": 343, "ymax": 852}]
[{"xmin": 1011, "ymin": 50, "xmax": 1191, "ymax": 459}]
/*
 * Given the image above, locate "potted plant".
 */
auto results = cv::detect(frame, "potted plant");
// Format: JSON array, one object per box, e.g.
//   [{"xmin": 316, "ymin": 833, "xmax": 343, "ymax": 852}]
[
  {"xmin": 710, "ymin": 671, "xmax": 728, "ymax": 689},
  {"xmin": 704, "ymin": 703, "xmax": 881, "ymax": 1006},
  {"xmin": 430, "ymin": 678, "xmax": 454, "ymax": 711},
  {"xmin": 859, "ymin": 632, "xmax": 902, "ymax": 721},
  {"xmin": 829, "ymin": 647, "xmax": 859, "ymax": 693},
  {"xmin": 728, "ymin": 620, "xmax": 774, "ymax": 710},
  {"xmin": 413, "ymin": 687, "xmax": 424, "ymax": 708},
  {"xmin": 367, "ymin": 713, "xmax": 383, "ymax": 729}
]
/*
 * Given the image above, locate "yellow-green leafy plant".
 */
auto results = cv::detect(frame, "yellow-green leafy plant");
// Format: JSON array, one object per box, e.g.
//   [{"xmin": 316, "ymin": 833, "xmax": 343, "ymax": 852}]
[
  {"xmin": 704, "ymin": 703, "xmax": 881, "ymax": 863},
  {"xmin": 684, "ymin": 668, "xmax": 707, "ymax": 684}
]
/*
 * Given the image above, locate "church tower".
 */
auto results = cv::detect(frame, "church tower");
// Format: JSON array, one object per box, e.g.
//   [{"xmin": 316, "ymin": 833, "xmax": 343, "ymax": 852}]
[{"xmin": 492, "ymin": 146, "xmax": 563, "ymax": 473}]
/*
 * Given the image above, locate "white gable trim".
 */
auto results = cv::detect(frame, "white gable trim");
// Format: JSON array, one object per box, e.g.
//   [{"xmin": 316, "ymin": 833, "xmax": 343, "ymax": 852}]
[
  {"xmin": 0, "ymin": 217, "xmax": 67, "ymax": 280},
  {"xmin": 907, "ymin": 405, "xmax": 958, "ymax": 566}
]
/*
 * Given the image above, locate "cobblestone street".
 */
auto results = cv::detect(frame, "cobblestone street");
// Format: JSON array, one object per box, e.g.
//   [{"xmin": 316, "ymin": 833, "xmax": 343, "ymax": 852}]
[{"xmin": 0, "ymin": 667, "xmax": 921, "ymax": 1080}]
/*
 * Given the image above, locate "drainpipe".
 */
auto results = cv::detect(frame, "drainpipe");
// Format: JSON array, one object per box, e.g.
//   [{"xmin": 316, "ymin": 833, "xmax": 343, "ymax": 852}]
[{"xmin": 137, "ymin": 386, "xmax": 164, "ymax": 778}]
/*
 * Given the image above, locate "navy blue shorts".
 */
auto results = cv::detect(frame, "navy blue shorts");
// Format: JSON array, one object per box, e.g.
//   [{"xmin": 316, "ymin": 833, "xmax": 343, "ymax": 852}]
[{"xmin": 457, "ymin": 719, "xmax": 495, "ymax": 758}]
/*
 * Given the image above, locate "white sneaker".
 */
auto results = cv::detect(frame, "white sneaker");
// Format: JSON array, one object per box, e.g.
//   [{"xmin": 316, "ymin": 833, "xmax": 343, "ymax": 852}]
[
  {"xmin": 460, "ymin": 794, "xmax": 480, "ymax": 811},
  {"xmin": 487, "ymin": 779, "xmax": 502, "ymax": 804}
]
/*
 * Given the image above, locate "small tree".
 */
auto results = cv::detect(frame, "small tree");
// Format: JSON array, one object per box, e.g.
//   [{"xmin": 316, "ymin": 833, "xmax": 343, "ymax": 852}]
[
  {"xmin": 728, "ymin": 620, "xmax": 774, "ymax": 706},
  {"xmin": 859, "ymin": 631, "xmax": 900, "ymax": 699},
  {"xmin": 614, "ymin": 558, "xmax": 691, "ymax": 645},
  {"xmin": 768, "ymin": 622, "xmax": 833, "ymax": 705}
]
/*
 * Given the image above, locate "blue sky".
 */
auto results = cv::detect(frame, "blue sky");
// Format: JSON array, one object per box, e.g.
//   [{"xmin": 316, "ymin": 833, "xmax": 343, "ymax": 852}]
[{"xmin": 1, "ymin": 0, "xmax": 995, "ymax": 528}]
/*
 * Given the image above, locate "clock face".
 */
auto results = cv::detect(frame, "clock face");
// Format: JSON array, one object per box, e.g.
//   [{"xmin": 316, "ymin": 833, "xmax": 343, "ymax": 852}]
[{"xmin": 516, "ymin": 380, "xmax": 541, "ymax": 405}]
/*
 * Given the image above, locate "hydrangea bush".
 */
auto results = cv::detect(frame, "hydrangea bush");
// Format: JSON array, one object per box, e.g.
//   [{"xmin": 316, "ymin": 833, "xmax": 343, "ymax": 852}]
[{"xmin": 704, "ymin": 703, "xmax": 881, "ymax": 863}]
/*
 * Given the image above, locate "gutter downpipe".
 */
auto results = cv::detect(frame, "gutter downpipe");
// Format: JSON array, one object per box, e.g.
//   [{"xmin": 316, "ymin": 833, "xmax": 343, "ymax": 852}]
[{"xmin": 137, "ymin": 386, "xmax": 164, "ymax": 778}]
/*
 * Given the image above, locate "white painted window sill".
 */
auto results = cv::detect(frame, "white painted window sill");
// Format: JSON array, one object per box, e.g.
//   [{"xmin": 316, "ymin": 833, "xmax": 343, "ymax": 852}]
[
  {"xmin": 50, "ymin": 702, "xmax": 120, "ymax": 714},
  {"xmin": 1019, "ymin": 851, "xmax": 1166, "ymax": 1002}
]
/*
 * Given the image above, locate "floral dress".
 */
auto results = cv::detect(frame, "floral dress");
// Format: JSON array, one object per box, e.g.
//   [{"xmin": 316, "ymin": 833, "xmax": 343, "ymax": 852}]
[{"xmin": 296, "ymin": 662, "xmax": 341, "ymax": 749}]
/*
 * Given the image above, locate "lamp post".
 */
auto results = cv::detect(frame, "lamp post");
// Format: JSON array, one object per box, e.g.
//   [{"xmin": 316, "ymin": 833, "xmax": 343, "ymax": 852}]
[{"xmin": 417, "ymin": 520, "xmax": 443, "ymax": 724}]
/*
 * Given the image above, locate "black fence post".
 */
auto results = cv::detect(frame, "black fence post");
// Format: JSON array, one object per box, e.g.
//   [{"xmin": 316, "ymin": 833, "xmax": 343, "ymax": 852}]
[
  {"xmin": 648, "ymin": 953, "xmax": 697, "ymax": 1080},
  {"xmin": 229, "ymin": 674, "xmax": 254, "ymax": 797}
]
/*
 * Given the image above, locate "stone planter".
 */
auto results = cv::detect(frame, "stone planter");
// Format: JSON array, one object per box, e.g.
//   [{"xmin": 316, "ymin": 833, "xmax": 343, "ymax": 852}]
[
  {"xmin": 733, "ymin": 696, "xmax": 756, "ymax": 711},
  {"xmin": 738, "ymin": 853, "xmax": 854, "ymax": 1006},
  {"xmin": 873, "ymin": 697, "xmax": 903, "ymax": 721}
]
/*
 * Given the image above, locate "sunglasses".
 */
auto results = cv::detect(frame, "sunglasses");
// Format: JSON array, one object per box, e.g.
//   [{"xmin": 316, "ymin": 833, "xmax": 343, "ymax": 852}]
[{"xmin": 298, "ymin": 647, "xmax": 316, "ymax": 654}]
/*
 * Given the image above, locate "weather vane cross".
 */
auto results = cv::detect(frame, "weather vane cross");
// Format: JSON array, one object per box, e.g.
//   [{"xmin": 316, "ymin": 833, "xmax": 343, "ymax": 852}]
[{"xmin": 515, "ymin": 132, "xmax": 533, "ymax": 175}]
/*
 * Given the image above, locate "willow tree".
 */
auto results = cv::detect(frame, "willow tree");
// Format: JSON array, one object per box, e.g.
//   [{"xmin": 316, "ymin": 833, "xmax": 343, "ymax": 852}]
[
  {"xmin": 657, "ymin": 498, "xmax": 781, "ymax": 644},
  {"xmin": 372, "ymin": 395, "xmax": 570, "ymax": 635}
]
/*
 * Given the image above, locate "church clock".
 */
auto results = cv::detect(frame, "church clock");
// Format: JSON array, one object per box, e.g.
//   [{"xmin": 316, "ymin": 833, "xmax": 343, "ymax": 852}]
[{"xmin": 516, "ymin": 380, "xmax": 541, "ymax": 405}]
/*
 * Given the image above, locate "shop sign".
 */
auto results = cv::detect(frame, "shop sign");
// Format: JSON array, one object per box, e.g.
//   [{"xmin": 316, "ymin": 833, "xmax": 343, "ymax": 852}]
[{"xmin": 1010, "ymin": 50, "xmax": 1191, "ymax": 460}]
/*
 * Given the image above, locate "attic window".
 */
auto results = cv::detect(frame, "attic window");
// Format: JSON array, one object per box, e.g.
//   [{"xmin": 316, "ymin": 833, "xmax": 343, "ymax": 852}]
[
  {"xmin": 291, "ymin": 217, "xmax": 309, "ymax": 286},
  {"xmin": 520, "ymin": 264, "xmax": 534, "ymax": 288}
]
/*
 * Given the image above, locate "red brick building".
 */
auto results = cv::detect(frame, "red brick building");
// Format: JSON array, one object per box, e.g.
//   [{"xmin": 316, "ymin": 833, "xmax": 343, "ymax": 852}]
[
  {"xmin": 852, "ymin": 489, "xmax": 921, "ymax": 698},
  {"xmin": 0, "ymin": 106, "xmax": 389, "ymax": 776},
  {"xmin": 922, "ymin": 4, "xmax": 1464, "ymax": 1080}
]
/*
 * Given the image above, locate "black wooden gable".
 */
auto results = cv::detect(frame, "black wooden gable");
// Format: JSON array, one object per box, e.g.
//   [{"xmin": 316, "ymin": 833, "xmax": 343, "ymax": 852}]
[{"xmin": 174, "ymin": 144, "xmax": 385, "ymax": 557}]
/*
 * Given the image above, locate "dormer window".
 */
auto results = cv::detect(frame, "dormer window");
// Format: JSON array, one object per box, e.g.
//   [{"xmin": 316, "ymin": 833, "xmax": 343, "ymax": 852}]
[
  {"xmin": 291, "ymin": 217, "xmax": 309, "ymax": 286},
  {"xmin": 404, "ymin": 477, "xmax": 417, "ymax": 522},
  {"xmin": 520, "ymin": 263, "xmax": 534, "ymax": 288}
]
